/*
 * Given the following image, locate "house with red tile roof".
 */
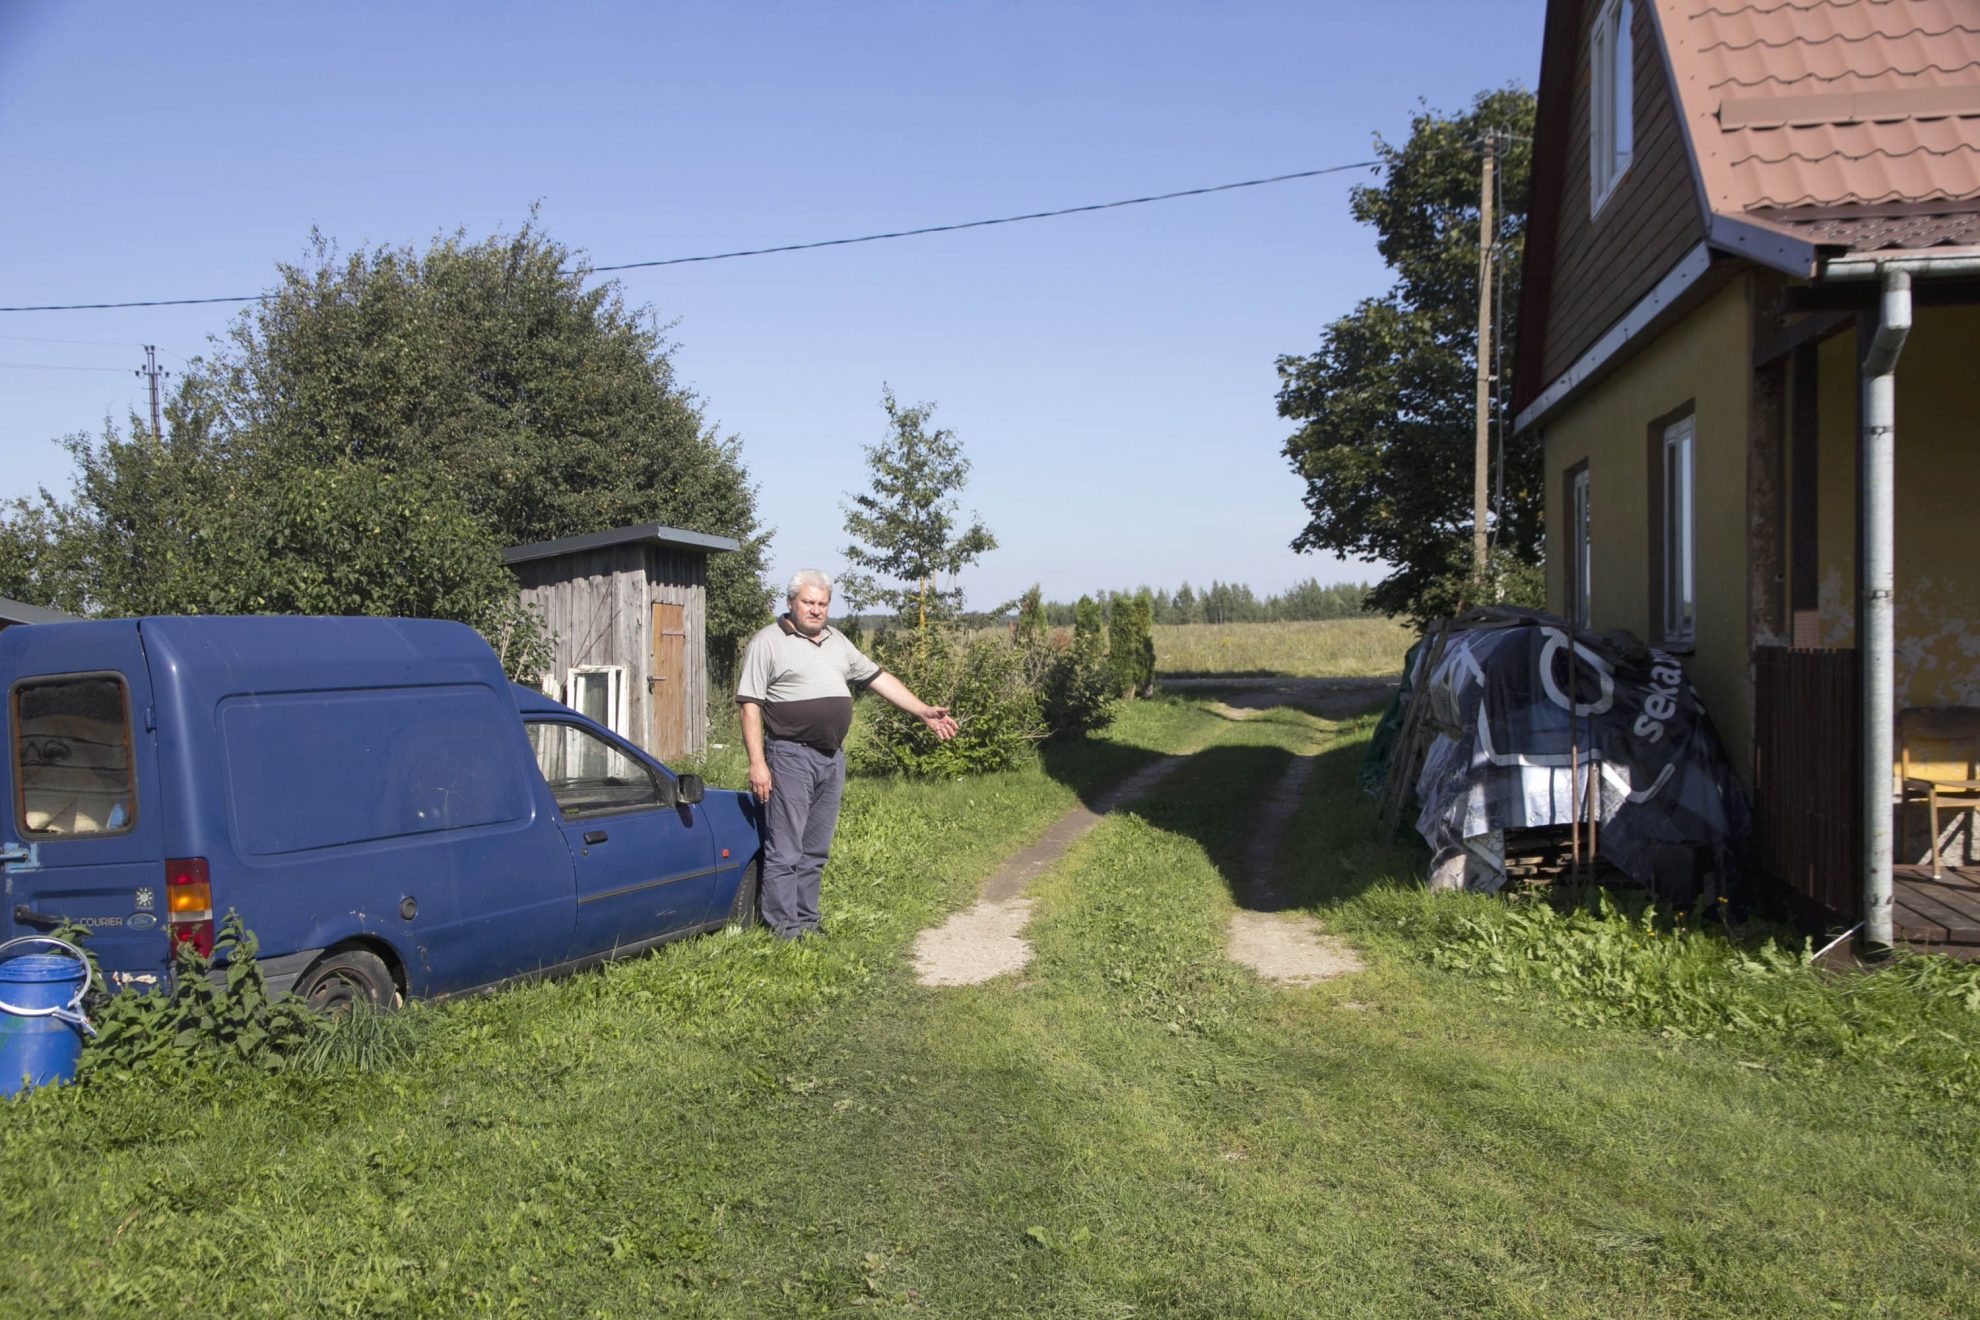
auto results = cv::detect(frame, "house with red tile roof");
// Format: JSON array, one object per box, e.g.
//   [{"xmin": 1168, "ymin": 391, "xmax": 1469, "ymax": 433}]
[{"xmin": 1512, "ymin": 0, "xmax": 1980, "ymax": 952}]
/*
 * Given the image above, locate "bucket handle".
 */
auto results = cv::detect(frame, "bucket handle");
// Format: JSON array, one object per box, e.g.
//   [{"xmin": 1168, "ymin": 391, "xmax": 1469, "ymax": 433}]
[{"xmin": 0, "ymin": 935, "xmax": 97, "ymax": 1037}]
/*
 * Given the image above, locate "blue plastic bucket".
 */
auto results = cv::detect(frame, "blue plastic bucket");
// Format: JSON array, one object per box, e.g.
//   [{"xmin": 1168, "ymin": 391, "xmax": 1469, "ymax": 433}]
[{"xmin": 0, "ymin": 937, "xmax": 94, "ymax": 1096}]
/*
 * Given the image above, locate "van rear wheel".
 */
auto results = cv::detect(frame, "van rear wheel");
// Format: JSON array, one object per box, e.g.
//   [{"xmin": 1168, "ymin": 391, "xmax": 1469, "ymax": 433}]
[{"xmin": 294, "ymin": 947, "xmax": 400, "ymax": 1015}]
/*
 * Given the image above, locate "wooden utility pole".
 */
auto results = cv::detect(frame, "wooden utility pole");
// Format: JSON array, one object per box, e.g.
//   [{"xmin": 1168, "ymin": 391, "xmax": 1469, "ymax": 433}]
[
  {"xmin": 1472, "ymin": 135, "xmax": 1496, "ymax": 578},
  {"xmin": 134, "ymin": 344, "xmax": 169, "ymax": 441}
]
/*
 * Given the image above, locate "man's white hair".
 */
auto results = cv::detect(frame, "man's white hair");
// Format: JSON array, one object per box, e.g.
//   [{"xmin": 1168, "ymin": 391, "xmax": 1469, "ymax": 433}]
[{"xmin": 786, "ymin": 569, "xmax": 834, "ymax": 603}]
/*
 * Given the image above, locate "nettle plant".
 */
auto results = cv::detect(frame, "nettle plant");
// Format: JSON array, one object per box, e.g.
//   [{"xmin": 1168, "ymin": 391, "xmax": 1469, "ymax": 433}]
[{"xmin": 60, "ymin": 913, "xmax": 325, "ymax": 1078}]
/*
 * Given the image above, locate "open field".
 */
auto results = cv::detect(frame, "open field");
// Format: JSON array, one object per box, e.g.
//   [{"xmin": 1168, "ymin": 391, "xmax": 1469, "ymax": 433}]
[
  {"xmin": 1154, "ymin": 616, "xmax": 1414, "ymax": 678},
  {"xmin": 5, "ymin": 699, "xmax": 1978, "ymax": 1316}
]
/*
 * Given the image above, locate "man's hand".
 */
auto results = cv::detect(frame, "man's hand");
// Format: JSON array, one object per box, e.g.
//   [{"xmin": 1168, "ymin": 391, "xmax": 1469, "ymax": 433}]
[
  {"xmin": 919, "ymin": 705, "xmax": 959, "ymax": 741},
  {"xmin": 748, "ymin": 762, "xmax": 773, "ymax": 803}
]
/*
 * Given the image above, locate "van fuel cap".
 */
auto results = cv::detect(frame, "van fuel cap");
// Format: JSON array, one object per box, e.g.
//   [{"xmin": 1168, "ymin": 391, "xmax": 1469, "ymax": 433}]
[{"xmin": 399, "ymin": 897, "xmax": 418, "ymax": 921}]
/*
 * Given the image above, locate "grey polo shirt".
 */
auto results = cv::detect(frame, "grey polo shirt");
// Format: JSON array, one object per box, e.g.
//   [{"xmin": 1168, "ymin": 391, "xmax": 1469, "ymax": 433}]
[{"xmin": 735, "ymin": 615, "xmax": 883, "ymax": 752}]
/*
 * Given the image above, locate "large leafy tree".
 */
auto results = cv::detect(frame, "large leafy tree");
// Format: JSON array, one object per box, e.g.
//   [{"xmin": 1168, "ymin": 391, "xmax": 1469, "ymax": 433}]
[
  {"xmin": 1, "ymin": 222, "xmax": 771, "ymax": 672},
  {"xmin": 1279, "ymin": 88, "xmax": 1538, "ymax": 621},
  {"xmin": 840, "ymin": 388, "xmax": 996, "ymax": 627}
]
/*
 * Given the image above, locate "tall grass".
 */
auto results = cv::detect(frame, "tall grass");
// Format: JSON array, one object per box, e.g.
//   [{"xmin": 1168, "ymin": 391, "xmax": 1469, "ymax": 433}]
[{"xmin": 1154, "ymin": 616, "xmax": 1414, "ymax": 677}]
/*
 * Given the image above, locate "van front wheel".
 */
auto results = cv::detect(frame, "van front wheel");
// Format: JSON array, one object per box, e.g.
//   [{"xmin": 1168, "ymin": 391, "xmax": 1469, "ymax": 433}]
[{"xmin": 294, "ymin": 947, "xmax": 400, "ymax": 1015}]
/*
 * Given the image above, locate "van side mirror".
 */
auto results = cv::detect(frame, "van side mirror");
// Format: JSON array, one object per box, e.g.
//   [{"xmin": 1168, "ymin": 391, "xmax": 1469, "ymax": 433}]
[{"xmin": 675, "ymin": 773, "xmax": 705, "ymax": 805}]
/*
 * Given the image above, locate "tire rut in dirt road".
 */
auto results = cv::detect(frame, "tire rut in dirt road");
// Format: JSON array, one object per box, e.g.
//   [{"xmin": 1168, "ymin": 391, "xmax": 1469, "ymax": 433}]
[
  {"xmin": 1225, "ymin": 751, "xmax": 1364, "ymax": 986},
  {"xmin": 911, "ymin": 755, "xmax": 1187, "ymax": 987}
]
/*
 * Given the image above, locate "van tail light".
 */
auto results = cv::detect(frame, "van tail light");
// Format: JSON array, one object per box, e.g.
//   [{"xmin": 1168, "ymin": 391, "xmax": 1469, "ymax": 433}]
[{"xmin": 165, "ymin": 857, "xmax": 214, "ymax": 957}]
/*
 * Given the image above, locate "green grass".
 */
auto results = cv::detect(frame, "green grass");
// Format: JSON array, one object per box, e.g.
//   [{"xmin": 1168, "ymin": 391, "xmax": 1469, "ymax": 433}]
[
  {"xmin": 1153, "ymin": 617, "xmax": 1414, "ymax": 678},
  {"xmin": 4, "ymin": 699, "xmax": 1978, "ymax": 1316}
]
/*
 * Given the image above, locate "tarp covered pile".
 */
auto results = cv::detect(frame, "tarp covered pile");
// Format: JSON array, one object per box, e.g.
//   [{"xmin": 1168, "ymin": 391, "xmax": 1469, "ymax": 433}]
[{"xmin": 1409, "ymin": 608, "xmax": 1747, "ymax": 894}]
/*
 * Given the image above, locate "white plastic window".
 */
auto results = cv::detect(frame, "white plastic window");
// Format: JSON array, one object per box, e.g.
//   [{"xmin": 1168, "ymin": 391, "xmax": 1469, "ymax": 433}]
[
  {"xmin": 1590, "ymin": 0, "xmax": 1633, "ymax": 214},
  {"xmin": 1662, "ymin": 416, "xmax": 1696, "ymax": 645},
  {"xmin": 567, "ymin": 665, "xmax": 626, "ymax": 737}
]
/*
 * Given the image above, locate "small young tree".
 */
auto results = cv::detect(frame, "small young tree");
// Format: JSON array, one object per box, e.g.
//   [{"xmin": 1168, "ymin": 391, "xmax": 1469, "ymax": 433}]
[
  {"xmin": 840, "ymin": 387, "xmax": 996, "ymax": 630},
  {"xmin": 1041, "ymin": 594, "xmax": 1116, "ymax": 737},
  {"xmin": 1108, "ymin": 592, "xmax": 1156, "ymax": 699}
]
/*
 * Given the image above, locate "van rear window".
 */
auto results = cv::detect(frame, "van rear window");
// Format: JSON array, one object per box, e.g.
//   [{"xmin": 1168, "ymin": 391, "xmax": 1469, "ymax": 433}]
[
  {"xmin": 220, "ymin": 686, "xmax": 530, "ymax": 857},
  {"xmin": 12, "ymin": 673, "xmax": 137, "ymax": 838}
]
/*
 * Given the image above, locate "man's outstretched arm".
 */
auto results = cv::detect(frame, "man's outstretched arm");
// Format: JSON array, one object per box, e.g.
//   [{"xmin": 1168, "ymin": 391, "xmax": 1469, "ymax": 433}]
[{"xmin": 865, "ymin": 671, "xmax": 959, "ymax": 740}]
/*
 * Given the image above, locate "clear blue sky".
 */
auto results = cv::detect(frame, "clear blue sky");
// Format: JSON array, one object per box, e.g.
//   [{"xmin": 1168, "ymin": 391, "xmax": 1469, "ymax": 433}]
[{"xmin": 0, "ymin": 0, "xmax": 1540, "ymax": 608}]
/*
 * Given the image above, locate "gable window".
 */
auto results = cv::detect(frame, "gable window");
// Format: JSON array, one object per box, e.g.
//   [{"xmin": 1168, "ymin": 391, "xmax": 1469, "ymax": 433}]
[
  {"xmin": 1567, "ymin": 462, "xmax": 1593, "ymax": 630},
  {"xmin": 1589, "ymin": 0, "xmax": 1633, "ymax": 212},
  {"xmin": 567, "ymin": 665, "xmax": 627, "ymax": 737},
  {"xmin": 1661, "ymin": 415, "xmax": 1696, "ymax": 645}
]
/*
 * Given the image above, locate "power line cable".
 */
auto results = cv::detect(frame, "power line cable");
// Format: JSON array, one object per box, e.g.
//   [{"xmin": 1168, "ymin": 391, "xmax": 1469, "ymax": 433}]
[
  {"xmin": 0, "ymin": 160, "xmax": 1381, "ymax": 313},
  {"xmin": 0, "ymin": 361, "xmax": 134, "ymax": 372}
]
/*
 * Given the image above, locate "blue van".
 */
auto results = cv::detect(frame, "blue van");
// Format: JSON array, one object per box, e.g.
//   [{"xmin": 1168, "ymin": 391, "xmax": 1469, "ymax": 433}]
[{"xmin": 0, "ymin": 616, "xmax": 763, "ymax": 1008}]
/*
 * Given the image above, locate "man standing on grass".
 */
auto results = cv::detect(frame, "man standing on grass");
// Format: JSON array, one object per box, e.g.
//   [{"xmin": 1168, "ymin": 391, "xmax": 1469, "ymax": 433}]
[{"xmin": 737, "ymin": 570, "xmax": 959, "ymax": 940}]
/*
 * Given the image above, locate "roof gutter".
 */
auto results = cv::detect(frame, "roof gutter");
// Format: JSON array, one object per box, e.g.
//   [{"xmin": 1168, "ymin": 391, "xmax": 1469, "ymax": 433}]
[{"xmin": 1821, "ymin": 247, "xmax": 1980, "ymax": 281}]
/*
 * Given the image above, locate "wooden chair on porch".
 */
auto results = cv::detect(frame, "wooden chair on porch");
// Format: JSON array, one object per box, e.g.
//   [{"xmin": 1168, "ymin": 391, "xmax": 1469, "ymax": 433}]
[{"xmin": 1900, "ymin": 706, "xmax": 1980, "ymax": 880}]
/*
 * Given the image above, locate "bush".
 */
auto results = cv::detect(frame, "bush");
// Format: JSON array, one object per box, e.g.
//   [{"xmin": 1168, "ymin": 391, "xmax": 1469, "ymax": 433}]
[
  {"xmin": 852, "ymin": 627, "xmax": 1044, "ymax": 776},
  {"xmin": 1108, "ymin": 592, "xmax": 1156, "ymax": 698},
  {"xmin": 1039, "ymin": 596, "xmax": 1117, "ymax": 738},
  {"xmin": 61, "ymin": 913, "xmax": 324, "ymax": 1080}
]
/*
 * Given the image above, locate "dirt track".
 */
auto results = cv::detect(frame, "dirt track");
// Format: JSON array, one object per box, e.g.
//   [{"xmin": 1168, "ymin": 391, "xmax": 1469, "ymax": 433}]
[{"xmin": 912, "ymin": 685, "xmax": 1373, "ymax": 989}]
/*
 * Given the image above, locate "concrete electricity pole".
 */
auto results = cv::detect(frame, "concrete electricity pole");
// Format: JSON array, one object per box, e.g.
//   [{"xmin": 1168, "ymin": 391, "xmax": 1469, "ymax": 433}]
[
  {"xmin": 135, "ymin": 344, "xmax": 169, "ymax": 441},
  {"xmin": 1472, "ymin": 134, "xmax": 1497, "ymax": 579}
]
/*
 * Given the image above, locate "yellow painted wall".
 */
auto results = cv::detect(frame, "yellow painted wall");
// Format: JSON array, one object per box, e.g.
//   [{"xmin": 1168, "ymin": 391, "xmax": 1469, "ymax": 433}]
[
  {"xmin": 1544, "ymin": 277, "xmax": 1754, "ymax": 772},
  {"xmin": 1809, "ymin": 303, "xmax": 1980, "ymax": 712}
]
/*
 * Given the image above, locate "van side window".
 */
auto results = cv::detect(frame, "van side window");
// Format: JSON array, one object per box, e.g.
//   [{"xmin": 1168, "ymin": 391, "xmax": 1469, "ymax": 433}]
[
  {"xmin": 525, "ymin": 721, "xmax": 664, "ymax": 817},
  {"xmin": 13, "ymin": 674, "xmax": 136, "ymax": 838}
]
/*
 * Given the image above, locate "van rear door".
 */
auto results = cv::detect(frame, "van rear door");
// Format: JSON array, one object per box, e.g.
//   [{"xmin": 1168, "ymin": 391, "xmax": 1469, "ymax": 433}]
[{"xmin": 1, "ymin": 624, "xmax": 170, "ymax": 990}]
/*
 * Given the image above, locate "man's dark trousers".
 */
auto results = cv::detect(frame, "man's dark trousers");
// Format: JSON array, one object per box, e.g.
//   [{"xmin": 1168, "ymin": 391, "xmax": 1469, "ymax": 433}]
[{"xmin": 761, "ymin": 738, "xmax": 846, "ymax": 938}]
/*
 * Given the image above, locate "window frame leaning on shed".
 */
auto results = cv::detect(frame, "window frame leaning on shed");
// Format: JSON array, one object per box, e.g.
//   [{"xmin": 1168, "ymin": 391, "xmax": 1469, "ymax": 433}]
[
  {"xmin": 1589, "ymin": 0, "xmax": 1633, "ymax": 216},
  {"xmin": 566, "ymin": 665, "xmax": 628, "ymax": 739}
]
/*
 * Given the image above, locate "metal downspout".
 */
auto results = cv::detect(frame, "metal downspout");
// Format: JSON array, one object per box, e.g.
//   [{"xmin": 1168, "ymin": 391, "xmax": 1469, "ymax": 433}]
[{"xmin": 1860, "ymin": 268, "xmax": 1910, "ymax": 951}]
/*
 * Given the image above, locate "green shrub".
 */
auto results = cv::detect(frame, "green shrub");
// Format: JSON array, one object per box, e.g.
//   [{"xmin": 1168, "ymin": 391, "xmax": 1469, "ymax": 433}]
[
  {"xmin": 853, "ymin": 627, "xmax": 1044, "ymax": 776},
  {"xmin": 1108, "ymin": 592, "xmax": 1156, "ymax": 698},
  {"xmin": 1039, "ymin": 595, "xmax": 1117, "ymax": 738},
  {"xmin": 64, "ymin": 913, "xmax": 325, "ymax": 1080}
]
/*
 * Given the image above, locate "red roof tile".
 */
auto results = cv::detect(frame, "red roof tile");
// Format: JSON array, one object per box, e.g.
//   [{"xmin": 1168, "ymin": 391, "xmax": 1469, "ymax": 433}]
[{"xmin": 1656, "ymin": 0, "xmax": 1980, "ymax": 253}]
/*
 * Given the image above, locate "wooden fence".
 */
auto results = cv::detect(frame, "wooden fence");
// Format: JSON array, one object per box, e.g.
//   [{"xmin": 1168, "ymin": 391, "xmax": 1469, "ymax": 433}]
[{"xmin": 1751, "ymin": 646, "xmax": 1860, "ymax": 918}]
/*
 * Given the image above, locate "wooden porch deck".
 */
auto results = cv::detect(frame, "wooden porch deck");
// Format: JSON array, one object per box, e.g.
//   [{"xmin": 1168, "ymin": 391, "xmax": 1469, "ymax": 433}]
[{"xmin": 1893, "ymin": 865, "xmax": 1980, "ymax": 959}]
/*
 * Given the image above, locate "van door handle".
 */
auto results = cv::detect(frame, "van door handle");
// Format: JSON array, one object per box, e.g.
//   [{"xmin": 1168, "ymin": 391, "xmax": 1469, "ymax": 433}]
[
  {"xmin": 12, "ymin": 905, "xmax": 63, "ymax": 929},
  {"xmin": 583, "ymin": 830, "xmax": 610, "ymax": 845}
]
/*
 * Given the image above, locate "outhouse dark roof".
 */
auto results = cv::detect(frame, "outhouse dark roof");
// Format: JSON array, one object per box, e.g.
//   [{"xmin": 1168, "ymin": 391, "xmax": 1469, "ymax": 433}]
[
  {"xmin": 0, "ymin": 596, "xmax": 76, "ymax": 626},
  {"xmin": 502, "ymin": 523, "xmax": 740, "ymax": 567}
]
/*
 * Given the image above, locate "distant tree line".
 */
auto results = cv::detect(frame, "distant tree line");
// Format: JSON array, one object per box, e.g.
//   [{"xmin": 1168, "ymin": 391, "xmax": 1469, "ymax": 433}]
[{"xmin": 1032, "ymin": 578, "xmax": 1372, "ymax": 628}]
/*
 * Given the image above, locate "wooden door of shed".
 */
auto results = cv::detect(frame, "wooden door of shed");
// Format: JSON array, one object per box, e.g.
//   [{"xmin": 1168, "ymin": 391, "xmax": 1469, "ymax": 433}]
[{"xmin": 649, "ymin": 602, "xmax": 687, "ymax": 760}]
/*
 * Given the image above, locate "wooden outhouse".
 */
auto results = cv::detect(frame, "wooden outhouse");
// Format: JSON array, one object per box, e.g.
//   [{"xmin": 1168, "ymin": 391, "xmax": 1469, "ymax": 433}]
[{"xmin": 504, "ymin": 524, "xmax": 738, "ymax": 762}]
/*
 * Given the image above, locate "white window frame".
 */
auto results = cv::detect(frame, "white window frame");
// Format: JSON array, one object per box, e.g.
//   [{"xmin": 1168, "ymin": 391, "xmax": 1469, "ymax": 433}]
[
  {"xmin": 1570, "ymin": 466, "xmax": 1593, "ymax": 631},
  {"xmin": 566, "ymin": 664, "xmax": 627, "ymax": 737},
  {"xmin": 1589, "ymin": 0, "xmax": 1634, "ymax": 214},
  {"xmin": 1661, "ymin": 416, "xmax": 1696, "ymax": 645}
]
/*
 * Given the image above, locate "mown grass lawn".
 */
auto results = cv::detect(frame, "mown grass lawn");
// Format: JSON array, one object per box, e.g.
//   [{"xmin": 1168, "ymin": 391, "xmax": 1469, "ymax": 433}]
[{"xmin": 4, "ymin": 698, "xmax": 1977, "ymax": 1317}]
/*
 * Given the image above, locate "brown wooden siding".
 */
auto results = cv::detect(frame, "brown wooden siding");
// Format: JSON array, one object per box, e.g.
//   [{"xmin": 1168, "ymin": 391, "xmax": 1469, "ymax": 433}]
[
  {"xmin": 1538, "ymin": 0, "xmax": 1705, "ymax": 384},
  {"xmin": 1751, "ymin": 645, "xmax": 1860, "ymax": 920}
]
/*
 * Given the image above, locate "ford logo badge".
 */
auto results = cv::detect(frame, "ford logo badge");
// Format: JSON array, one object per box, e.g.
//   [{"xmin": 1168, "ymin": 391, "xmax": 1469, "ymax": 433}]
[{"xmin": 127, "ymin": 911, "xmax": 160, "ymax": 931}]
